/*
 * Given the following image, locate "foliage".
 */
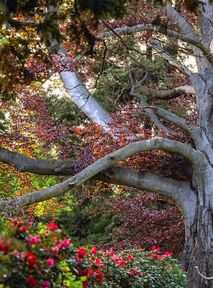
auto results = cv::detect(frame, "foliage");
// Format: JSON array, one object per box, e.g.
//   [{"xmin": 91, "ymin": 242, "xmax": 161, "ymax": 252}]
[
  {"xmin": 57, "ymin": 188, "xmax": 184, "ymax": 255},
  {"xmin": 0, "ymin": 217, "xmax": 186, "ymax": 288}
]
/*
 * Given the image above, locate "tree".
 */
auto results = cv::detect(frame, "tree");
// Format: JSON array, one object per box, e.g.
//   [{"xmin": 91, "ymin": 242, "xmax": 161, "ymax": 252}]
[{"xmin": 0, "ymin": 0, "xmax": 213, "ymax": 287}]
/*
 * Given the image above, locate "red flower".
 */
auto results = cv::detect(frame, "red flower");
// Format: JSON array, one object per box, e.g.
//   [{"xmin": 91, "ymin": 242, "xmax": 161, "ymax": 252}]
[
  {"xmin": 27, "ymin": 275, "xmax": 37, "ymax": 287},
  {"xmin": 130, "ymin": 269, "xmax": 139, "ymax": 276},
  {"xmin": 148, "ymin": 253, "xmax": 161, "ymax": 259},
  {"xmin": 26, "ymin": 251, "xmax": 37, "ymax": 269},
  {"xmin": 127, "ymin": 254, "xmax": 134, "ymax": 261},
  {"xmin": 47, "ymin": 221, "xmax": 58, "ymax": 231},
  {"xmin": 94, "ymin": 257, "xmax": 105, "ymax": 268},
  {"xmin": 78, "ymin": 267, "xmax": 88, "ymax": 276},
  {"xmin": 0, "ymin": 239, "xmax": 10, "ymax": 254},
  {"xmin": 10, "ymin": 218, "xmax": 22, "ymax": 228},
  {"xmin": 83, "ymin": 279, "xmax": 89, "ymax": 288},
  {"xmin": 163, "ymin": 251, "xmax": 173, "ymax": 257},
  {"xmin": 88, "ymin": 269, "xmax": 95, "ymax": 277},
  {"xmin": 91, "ymin": 247, "xmax": 97, "ymax": 255},
  {"xmin": 117, "ymin": 259, "xmax": 127, "ymax": 266},
  {"xmin": 77, "ymin": 247, "xmax": 87, "ymax": 258},
  {"xmin": 19, "ymin": 225, "xmax": 28, "ymax": 233},
  {"xmin": 152, "ymin": 245, "xmax": 160, "ymax": 252},
  {"xmin": 95, "ymin": 269, "xmax": 104, "ymax": 284}
]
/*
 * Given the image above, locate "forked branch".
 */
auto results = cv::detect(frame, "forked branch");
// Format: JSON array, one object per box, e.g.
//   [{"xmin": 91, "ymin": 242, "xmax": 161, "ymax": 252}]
[{"xmin": 0, "ymin": 137, "xmax": 201, "ymax": 211}]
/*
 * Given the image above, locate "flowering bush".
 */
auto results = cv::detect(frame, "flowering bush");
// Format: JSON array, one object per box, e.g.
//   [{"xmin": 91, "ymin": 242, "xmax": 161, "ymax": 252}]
[{"xmin": 0, "ymin": 218, "xmax": 186, "ymax": 287}]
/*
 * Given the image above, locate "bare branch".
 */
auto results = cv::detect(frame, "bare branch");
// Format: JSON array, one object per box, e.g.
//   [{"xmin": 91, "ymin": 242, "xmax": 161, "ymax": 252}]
[
  {"xmin": 100, "ymin": 166, "xmax": 193, "ymax": 207},
  {"xmin": 148, "ymin": 38, "xmax": 192, "ymax": 77},
  {"xmin": 155, "ymin": 107, "xmax": 196, "ymax": 134},
  {"xmin": 0, "ymin": 137, "xmax": 202, "ymax": 210},
  {"xmin": 130, "ymin": 91, "xmax": 175, "ymax": 134},
  {"xmin": 165, "ymin": 4, "xmax": 197, "ymax": 39},
  {"xmin": 129, "ymin": 73, "xmax": 174, "ymax": 134},
  {"xmin": 0, "ymin": 147, "xmax": 75, "ymax": 175},
  {"xmin": 138, "ymin": 85, "xmax": 195, "ymax": 100},
  {"xmin": 97, "ymin": 22, "xmax": 213, "ymax": 68}
]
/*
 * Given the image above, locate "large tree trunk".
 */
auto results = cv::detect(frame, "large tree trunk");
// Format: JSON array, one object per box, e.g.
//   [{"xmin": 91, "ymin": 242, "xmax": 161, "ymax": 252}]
[{"xmin": 183, "ymin": 162, "xmax": 213, "ymax": 288}]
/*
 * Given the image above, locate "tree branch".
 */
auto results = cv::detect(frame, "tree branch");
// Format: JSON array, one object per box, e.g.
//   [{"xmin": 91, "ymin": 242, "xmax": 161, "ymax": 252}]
[
  {"xmin": 138, "ymin": 85, "xmax": 195, "ymax": 100},
  {"xmin": 100, "ymin": 166, "xmax": 193, "ymax": 206},
  {"xmin": 97, "ymin": 21, "xmax": 213, "ymax": 68},
  {"xmin": 165, "ymin": 4, "xmax": 197, "ymax": 39},
  {"xmin": 155, "ymin": 107, "xmax": 196, "ymax": 134},
  {"xmin": 148, "ymin": 38, "xmax": 192, "ymax": 77},
  {"xmin": 0, "ymin": 146, "xmax": 76, "ymax": 175},
  {"xmin": 130, "ymin": 91, "xmax": 175, "ymax": 134},
  {"xmin": 129, "ymin": 73, "xmax": 174, "ymax": 134},
  {"xmin": 0, "ymin": 137, "xmax": 202, "ymax": 211}
]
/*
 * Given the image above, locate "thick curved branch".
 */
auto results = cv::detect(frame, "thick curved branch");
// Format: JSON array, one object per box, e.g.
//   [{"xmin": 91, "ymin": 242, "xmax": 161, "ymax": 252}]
[
  {"xmin": 100, "ymin": 166, "xmax": 193, "ymax": 205},
  {"xmin": 0, "ymin": 146, "xmax": 76, "ymax": 175},
  {"xmin": 68, "ymin": 138, "xmax": 201, "ymax": 188},
  {"xmin": 97, "ymin": 23, "xmax": 198, "ymax": 45},
  {"xmin": 0, "ymin": 137, "xmax": 202, "ymax": 211},
  {"xmin": 98, "ymin": 22, "xmax": 213, "ymax": 68}
]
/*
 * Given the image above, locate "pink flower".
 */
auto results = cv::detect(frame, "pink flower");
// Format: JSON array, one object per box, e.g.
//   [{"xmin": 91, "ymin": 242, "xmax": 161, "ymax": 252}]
[
  {"xmin": 112, "ymin": 255, "xmax": 120, "ymax": 261},
  {"xmin": 91, "ymin": 247, "xmax": 97, "ymax": 255},
  {"xmin": 77, "ymin": 247, "xmax": 87, "ymax": 258},
  {"xmin": 46, "ymin": 258, "xmax": 55, "ymax": 268},
  {"xmin": 58, "ymin": 238, "xmax": 71, "ymax": 249},
  {"xmin": 19, "ymin": 226, "xmax": 28, "ymax": 233},
  {"xmin": 28, "ymin": 222, "xmax": 34, "ymax": 228},
  {"xmin": 44, "ymin": 230, "xmax": 51, "ymax": 236},
  {"xmin": 102, "ymin": 248, "xmax": 115, "ymax": 256},
  {"xmin": 47, "ymin": 221, "xmax": 58, "ymax": 231},
  {"xmin": 29, "ymin": 235, "xmax": 41, "ymax": 246},
  {"xmin": 42, "ymin": 280, "xmax": 51, "ymax": 288}
]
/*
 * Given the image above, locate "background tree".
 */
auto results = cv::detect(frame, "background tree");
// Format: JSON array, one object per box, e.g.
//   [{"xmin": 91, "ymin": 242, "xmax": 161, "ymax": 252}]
[{"xmin": 0, "ymin": 1, "xmax": 213, "ymax": 287}]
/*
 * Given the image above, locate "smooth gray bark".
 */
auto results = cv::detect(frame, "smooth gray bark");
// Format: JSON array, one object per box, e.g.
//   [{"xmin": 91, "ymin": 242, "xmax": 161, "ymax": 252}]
[{"xmin": 60, "ymin": 70, "xmax": 113, "ymax": 132}]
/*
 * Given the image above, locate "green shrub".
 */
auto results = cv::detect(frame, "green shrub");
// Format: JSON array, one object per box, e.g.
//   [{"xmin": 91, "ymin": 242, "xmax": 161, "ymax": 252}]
[{"xmin": 0, "ymin": 218, "xmax": 186, "ymax": 288}]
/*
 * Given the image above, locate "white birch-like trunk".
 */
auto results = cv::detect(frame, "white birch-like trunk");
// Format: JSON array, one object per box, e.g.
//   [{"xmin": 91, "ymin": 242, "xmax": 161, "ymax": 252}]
[{"xmin": 60, "ymin": 71, "xmax": 113, "ymax": 132}]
